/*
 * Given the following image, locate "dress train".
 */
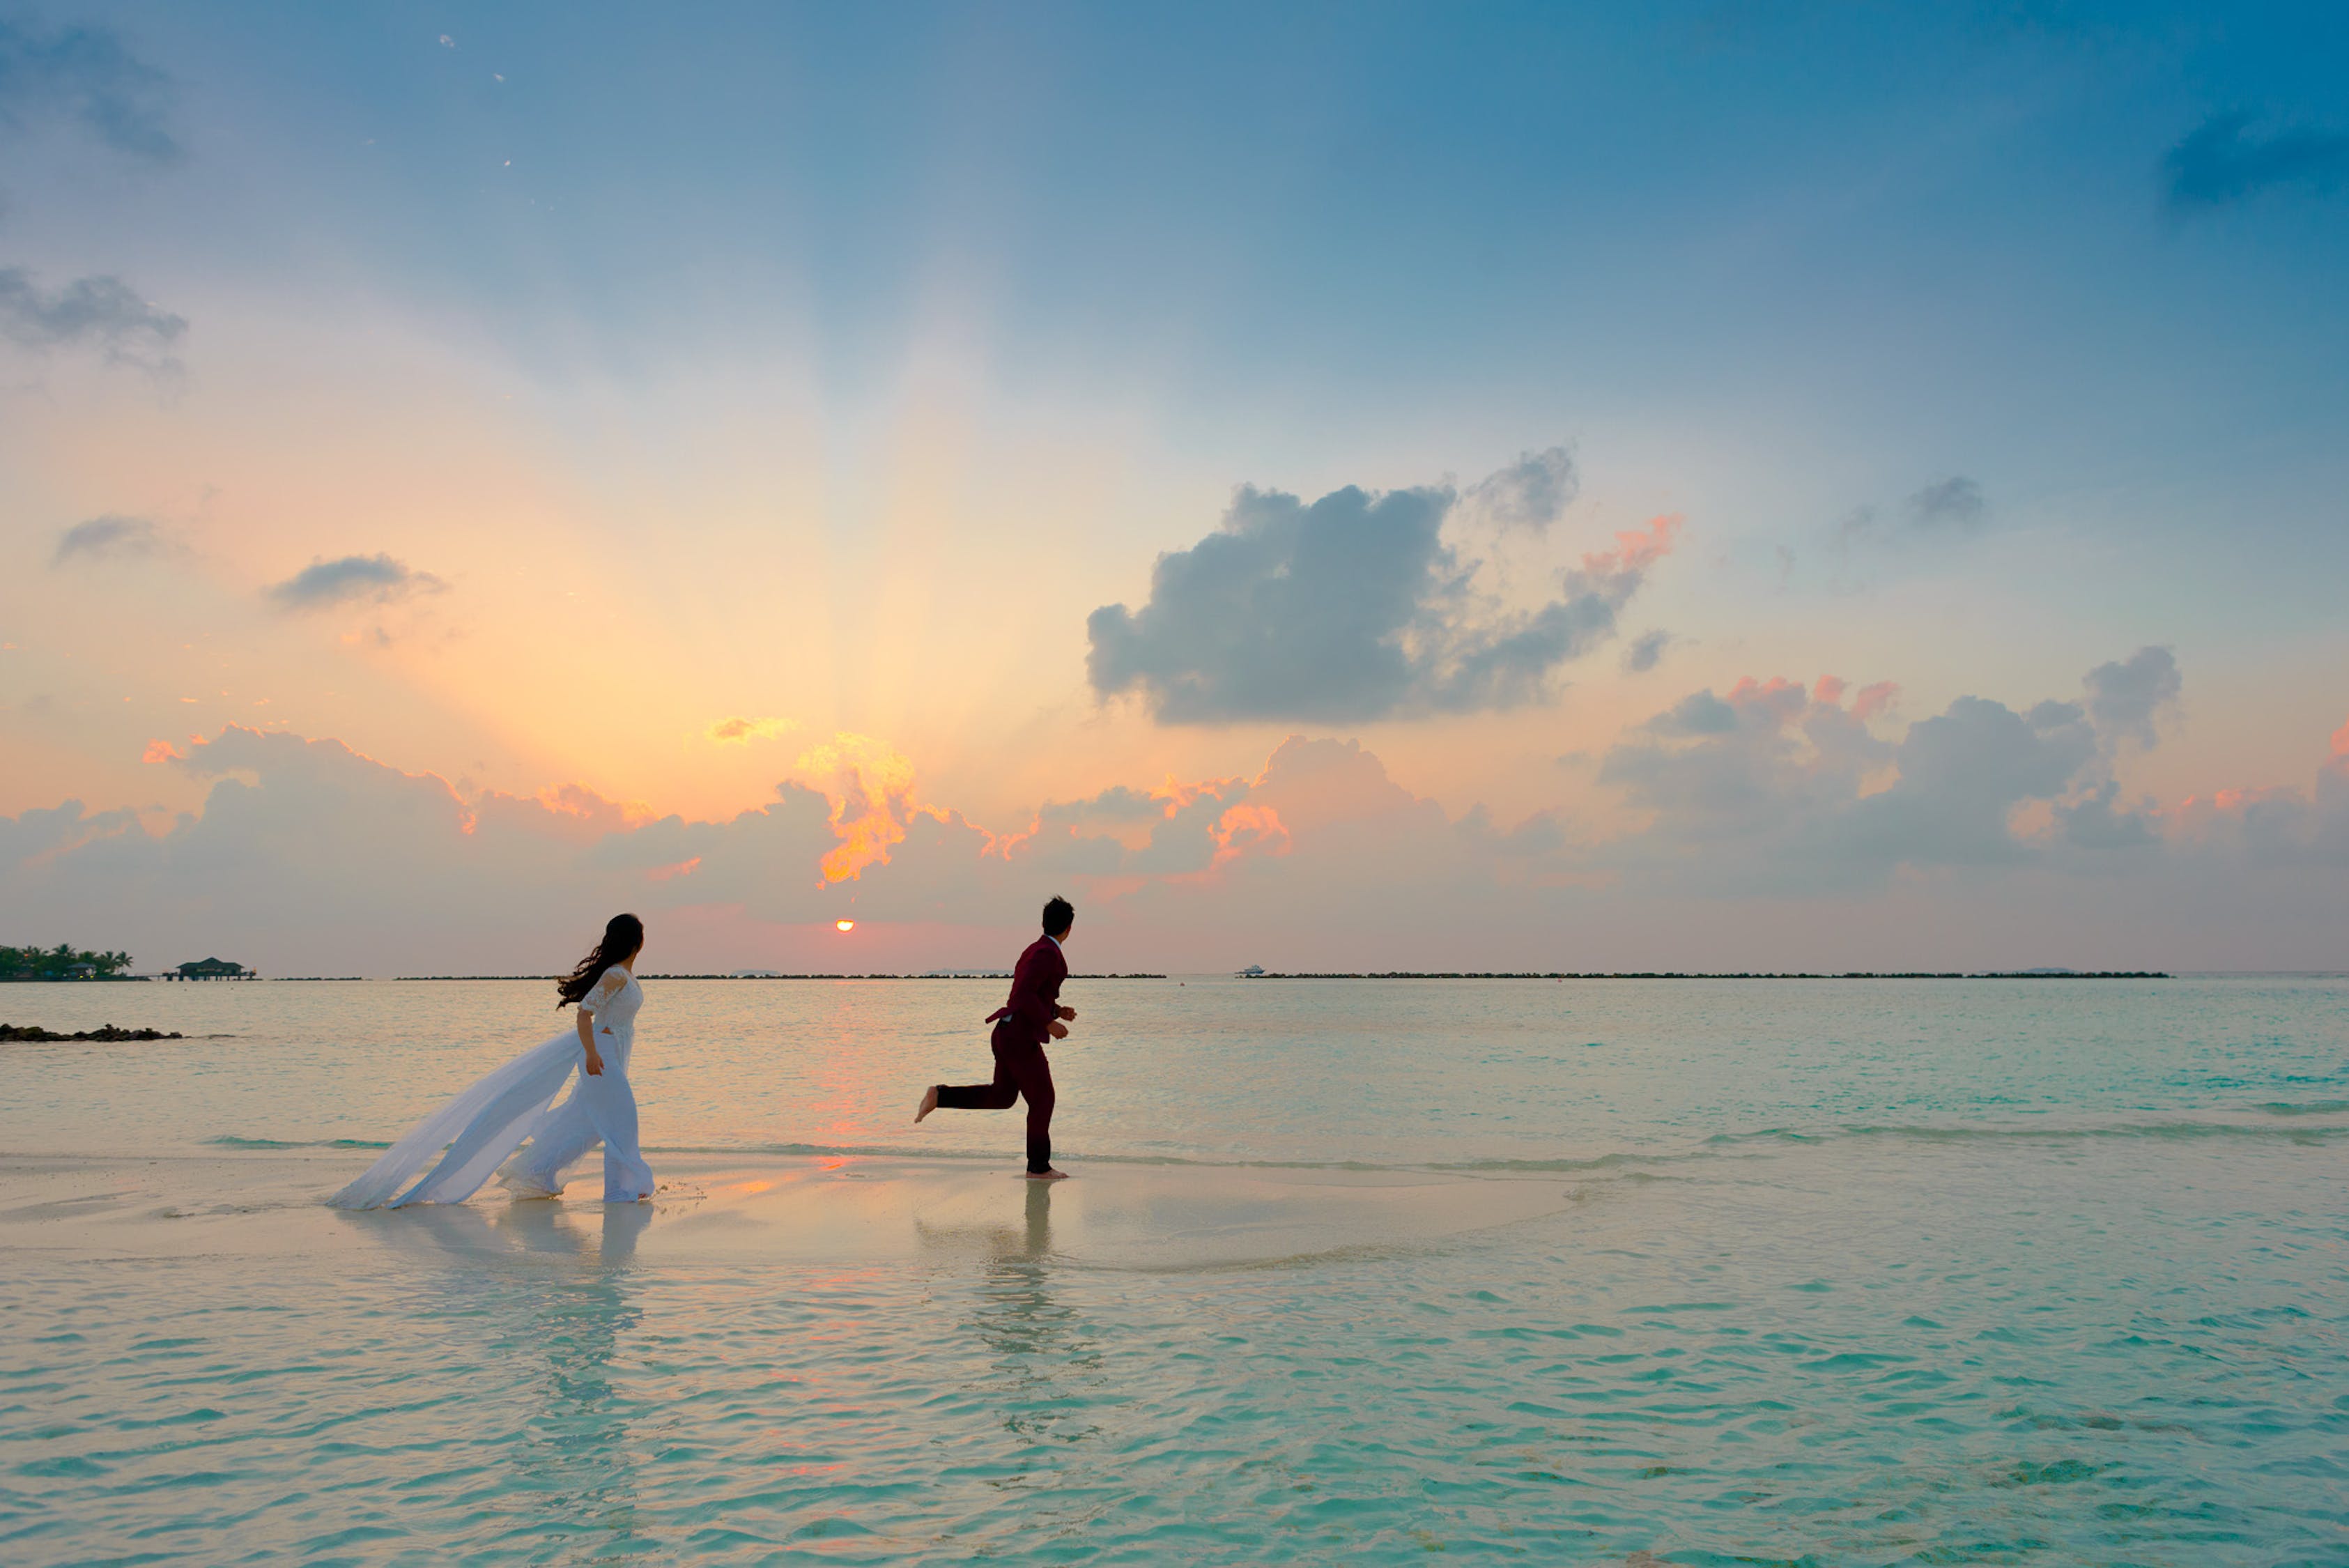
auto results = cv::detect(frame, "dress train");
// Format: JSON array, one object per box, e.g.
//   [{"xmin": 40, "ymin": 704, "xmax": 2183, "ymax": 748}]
[{"xmin": 327, "ymin": 1030, "xmax": 581, "ymax": 1210}]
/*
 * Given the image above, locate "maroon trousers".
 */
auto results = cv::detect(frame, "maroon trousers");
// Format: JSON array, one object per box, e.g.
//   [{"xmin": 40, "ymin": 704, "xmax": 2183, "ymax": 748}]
[{"xmin": 934, "ymin": 1022, "xmax": 1056, "ymax": 1173}]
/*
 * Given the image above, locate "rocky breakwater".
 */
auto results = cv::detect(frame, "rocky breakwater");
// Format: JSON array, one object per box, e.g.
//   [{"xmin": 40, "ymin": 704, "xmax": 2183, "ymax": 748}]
[{"xmin": 1, "ymin": 1023, "xmax": 184, "ymax": 1042}]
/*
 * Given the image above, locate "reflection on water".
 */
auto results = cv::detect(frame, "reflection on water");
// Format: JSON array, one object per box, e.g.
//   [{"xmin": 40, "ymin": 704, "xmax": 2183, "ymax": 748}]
[
  {"xmin": 353, "ymin": 1201, "xmax": 657, "ymax": 1558},
  {"xmin": 921, "ymin": 1181, "xmax": 1105, "ymax": 1454}
]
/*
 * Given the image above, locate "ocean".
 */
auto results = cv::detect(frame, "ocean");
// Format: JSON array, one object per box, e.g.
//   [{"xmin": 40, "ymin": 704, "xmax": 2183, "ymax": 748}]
[{"xmin": 3, "ymin": 976, "xmax": 2344, "ymax": 1565}]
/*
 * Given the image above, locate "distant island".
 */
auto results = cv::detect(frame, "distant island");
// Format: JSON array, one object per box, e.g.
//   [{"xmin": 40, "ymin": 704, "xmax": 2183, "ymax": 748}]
[
  {"xmin": 1, "ymin": 947, "xmax": 268, "ymax": 982},
  {"xmin": 1235, "ymin": 970, "xmax": 2171, "ymax": 980},
  {"xmin": 1, "ymin": 944, "xmax": 139, "ymax": 982}
]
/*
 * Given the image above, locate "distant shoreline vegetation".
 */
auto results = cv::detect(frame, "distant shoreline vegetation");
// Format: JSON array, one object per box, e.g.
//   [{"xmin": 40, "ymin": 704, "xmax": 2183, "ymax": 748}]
[
  {"xmin": 309, "ymin": 969, "xmax": 2179, "ymax": 982},
  {"xmin": 1, "ymin": 945, "xmax": 138, "ymax": 982}
]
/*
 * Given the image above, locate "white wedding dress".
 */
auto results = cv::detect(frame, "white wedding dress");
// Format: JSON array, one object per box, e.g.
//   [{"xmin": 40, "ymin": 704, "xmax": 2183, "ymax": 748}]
[{"xmin": 329, "ymin": 966, "xmax": 655, "ymax": 1209}]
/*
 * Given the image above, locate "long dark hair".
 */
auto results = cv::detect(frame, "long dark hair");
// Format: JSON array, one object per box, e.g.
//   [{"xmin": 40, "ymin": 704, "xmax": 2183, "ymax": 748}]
[{"xmin": 557, "ymin": 913, "xmax": 645, "ymax": 1007}]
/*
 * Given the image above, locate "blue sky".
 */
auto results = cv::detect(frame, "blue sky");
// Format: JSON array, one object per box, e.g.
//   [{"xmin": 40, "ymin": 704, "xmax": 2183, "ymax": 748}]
[
  {"xmin": 33, "ymin": 3, "xmax": 2349, "ymax": 439},
  {"xmin": 68, "ymin": 3, "xmax": 2341, "ymax": 622},
  {"xmin": 1, "ymin": 1, "xmax": 2344, "ymax": 969}
]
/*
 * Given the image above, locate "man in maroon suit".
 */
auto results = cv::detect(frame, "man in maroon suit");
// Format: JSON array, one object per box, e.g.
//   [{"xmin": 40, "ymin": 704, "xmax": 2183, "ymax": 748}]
[{"xmin": 915, "ymin": 896, "xmax": 1079, "ymax": 1179}]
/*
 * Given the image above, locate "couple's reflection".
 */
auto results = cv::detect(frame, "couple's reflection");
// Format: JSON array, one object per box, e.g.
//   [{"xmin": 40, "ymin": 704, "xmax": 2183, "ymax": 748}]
[
  {"xmin": 348, "ymin": 1201, "xmax": 656, "ymax": 1553},
  {"xmin": 918, "ymin": 1181, "xmax": 1101, "ymax": 1447}
]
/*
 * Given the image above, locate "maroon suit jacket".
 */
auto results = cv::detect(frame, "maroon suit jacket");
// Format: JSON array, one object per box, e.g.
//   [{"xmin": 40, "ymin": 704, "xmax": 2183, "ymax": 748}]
[{"xmin": 986, "ymin": 935, "xmax": 1068, "ymax": 1047}]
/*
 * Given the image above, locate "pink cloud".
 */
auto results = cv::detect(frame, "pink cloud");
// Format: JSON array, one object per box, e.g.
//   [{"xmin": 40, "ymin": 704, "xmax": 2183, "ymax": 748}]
[
  {"xmin": 1851, "ymin": 682, "xmax": 1900, "ymax": 723},
  {"xmin": 1582, "ymin": 513, "xmax": 1683, "ymax": 576},
  {"xmin": 1725, "ymin": 675, "xmax": 1810, "ymax": 723}
]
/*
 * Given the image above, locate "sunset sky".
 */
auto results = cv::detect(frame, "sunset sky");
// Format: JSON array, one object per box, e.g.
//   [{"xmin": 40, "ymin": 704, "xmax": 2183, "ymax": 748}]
[{"xmin": 3, "ymin": 2, "xmax": 2345, "ymax": 974}]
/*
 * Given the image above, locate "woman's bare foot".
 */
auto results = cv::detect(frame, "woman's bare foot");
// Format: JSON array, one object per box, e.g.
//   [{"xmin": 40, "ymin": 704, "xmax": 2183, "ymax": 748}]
[
  {"xmin": 914, "ymin": 1085, "xmax": 939, "ymax": 1123},
  {"xmin": 1025, "ymin": 1168, "xmax": 1070, "ymax": 1181}
]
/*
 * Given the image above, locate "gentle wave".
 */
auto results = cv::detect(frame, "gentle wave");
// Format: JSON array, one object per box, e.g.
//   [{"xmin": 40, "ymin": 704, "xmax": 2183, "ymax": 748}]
[
  {"xmin": 1709, "ymin": 1116, "xmax": 2349, "ymax": 1148},
  {"xmin": 206, "ymin": 1134, "xmax": 1478, "ymax": 1173},
  {"xmin": 205, "ymin": 1108, "xmax": 2349, "ymax": 1176}
]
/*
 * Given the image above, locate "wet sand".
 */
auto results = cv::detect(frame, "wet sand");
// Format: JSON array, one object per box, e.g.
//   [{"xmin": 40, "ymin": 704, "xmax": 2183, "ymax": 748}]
[{"xmin": 0, "ymin": 1149, "xmax": 1581, "ymax": 1272}]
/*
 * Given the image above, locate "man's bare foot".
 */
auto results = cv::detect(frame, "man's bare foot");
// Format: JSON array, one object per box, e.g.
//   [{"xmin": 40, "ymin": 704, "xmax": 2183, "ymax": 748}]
[
  {"xmin": 914, "ymin": 1085, "xmax": 939, "ymax": 1123},
  {"xmin": 1025, "ymin": 1167, "xmax": 1070, "ymax": 1181}
]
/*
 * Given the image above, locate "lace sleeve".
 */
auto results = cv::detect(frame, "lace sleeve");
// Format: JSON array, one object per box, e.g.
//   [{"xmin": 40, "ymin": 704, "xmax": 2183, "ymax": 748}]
[{"xmin": 578, "ymin": 966, "xmax": 628, "ymax": 1017}]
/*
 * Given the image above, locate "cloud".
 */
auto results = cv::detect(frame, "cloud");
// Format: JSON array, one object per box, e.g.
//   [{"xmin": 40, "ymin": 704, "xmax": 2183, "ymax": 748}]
[
  {"xmin": 2083, "ymin": 645, "xmax": 2181, "ymax": 750},
  {"xmin": 1827, "ymin": 505, "xmax": 1877, "ymax": 555},
  {"xmin": 1831, "ymin": 478, "xmax": 1989, "ymax": 560},
  {"xmin": 2056, "ymin": 781, "xmax": 2159, "ymax": 851},
  {"xmin": 2164, "ymin": 112, "xmax": 2349, "ymax": 209},
  {"xmin": 1906, "ymin": 475, "xmax": 1986, "ymax": 531},
  {"xmin": 0, "ymin": 17, "xmax": 178, "ymax": 160},
  {"xmin": 1457, "ymin": 446, "xmax": 1578, "ymax": 533},
  {"xmin": 266, "ymin": 553, "xmax": 445, "ymax": 610},
  {"xmin": 6, "ymin": 695, "xmax": 2349, "ymax": 974},
  {"xmin": 707, "ymin": 716, "xmax": 799, "ymax": 744},
  {"xmin": 1086, "ymin": 456, "xmax": 1677, "ymax": 723},
  {"xmin": 1838, "ymin": 695, "xmax": 2096, "ymax": 868},
  {"xmin": 791, "ymin": 734, "xmax": 927, "ymax": 883},
  {"xmin": 0, "ymin": 267, "xmax": 187, "ymax": 372},
  {"xmin": 1601, "ymin": 677, "xmax": 1896, "ymax": 877},
  {"xmin": 0, "ymin": 722, "xmax": 1484, "ymax": 972},
  {"xmin": 2162, "ymin": 720, "xmax": 2349, "ymax": 869},
  {"xmin": 1620, "ymin": 629, "xmax": 1672, "ymax": 673},
  {"xmin": 52, "ymin": 514, "xmax": 166, "ymax": 565},
  {"xmin": 1599, "ymin": 653, "xmax": 2213, "ymax": 892}
]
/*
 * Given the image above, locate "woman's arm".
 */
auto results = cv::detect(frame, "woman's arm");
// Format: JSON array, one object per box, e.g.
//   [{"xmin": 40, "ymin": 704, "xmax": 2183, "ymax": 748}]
[{"xmin": 575, "ymin": 976, "xmax": 610, "ymax": 1076}]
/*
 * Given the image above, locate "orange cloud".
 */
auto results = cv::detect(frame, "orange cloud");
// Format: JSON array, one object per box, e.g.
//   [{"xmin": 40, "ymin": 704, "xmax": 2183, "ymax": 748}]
[
  {"xmin": 1149, "ymin": 772, "xmax": 1247, "ymax": 817},
  {"xmin": 1208, "ymin": 804, "xmax": 1291, "ymax": 870},
  {"xmin": 707, "ymin": 716, "xmax": 799, "ymax": 744},
  {"xmin": 534, "ymin": 783, "xmax": 653, "ymax": 831},
  {"xmin": 141, "ymin": 739, "xmax": 183, "ymax": 764},
  {"xmin": 794, "ymin": 733, "xmax": 925, "ymax": 883}
]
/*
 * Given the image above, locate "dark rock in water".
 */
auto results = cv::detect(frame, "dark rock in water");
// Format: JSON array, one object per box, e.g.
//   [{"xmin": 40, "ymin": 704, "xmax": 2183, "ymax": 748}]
[{"xmin": 0, "ymin": 1023, "xmax": 184, "ymax": 1042}]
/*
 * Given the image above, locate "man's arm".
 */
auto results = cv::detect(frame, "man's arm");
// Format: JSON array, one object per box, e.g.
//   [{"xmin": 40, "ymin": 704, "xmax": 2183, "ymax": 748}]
[
  {"xmin": 1035, "ymin": 944, "xmax": 1072, "ymax": 1038},
  {"xmin": 1006, "ymin": 944, "xmax": 1060, "ymax": 1033},
  {"xmin": 1040, "ymin": 944, "xmax": 1069, "ymax": 1020}
]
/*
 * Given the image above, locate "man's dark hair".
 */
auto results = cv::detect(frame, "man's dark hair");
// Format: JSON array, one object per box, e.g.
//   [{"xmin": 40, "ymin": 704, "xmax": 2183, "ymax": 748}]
[{"xmin": 1042, "ymin": 896, "xmax": 1075, "ymax": 937}]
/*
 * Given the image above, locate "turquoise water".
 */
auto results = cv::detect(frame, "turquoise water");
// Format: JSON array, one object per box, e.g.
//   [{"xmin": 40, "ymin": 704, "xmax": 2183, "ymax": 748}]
[{"xmin": 3, "ymin": 977, "xmax": 2346, "ymax": 1564}]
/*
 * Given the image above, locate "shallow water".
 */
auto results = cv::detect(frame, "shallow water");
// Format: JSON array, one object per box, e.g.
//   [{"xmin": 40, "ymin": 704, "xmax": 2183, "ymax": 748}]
[{"xmin": 3, "ymin": 977, "xmax": 2346, "ymax": 1564}]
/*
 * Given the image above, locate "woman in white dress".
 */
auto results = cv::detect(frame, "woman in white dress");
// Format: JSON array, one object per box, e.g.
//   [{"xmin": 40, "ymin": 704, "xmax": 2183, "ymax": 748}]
[{"xmin": 329, "ymin": 914, "xmax": 656, "ymax": 1209}]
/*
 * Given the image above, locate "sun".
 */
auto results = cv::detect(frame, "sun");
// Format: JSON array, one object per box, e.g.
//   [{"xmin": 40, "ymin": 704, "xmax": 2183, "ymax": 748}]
[{"xmin": 835, "ymin": 919, "xmax": 856, "ymax": 932}]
